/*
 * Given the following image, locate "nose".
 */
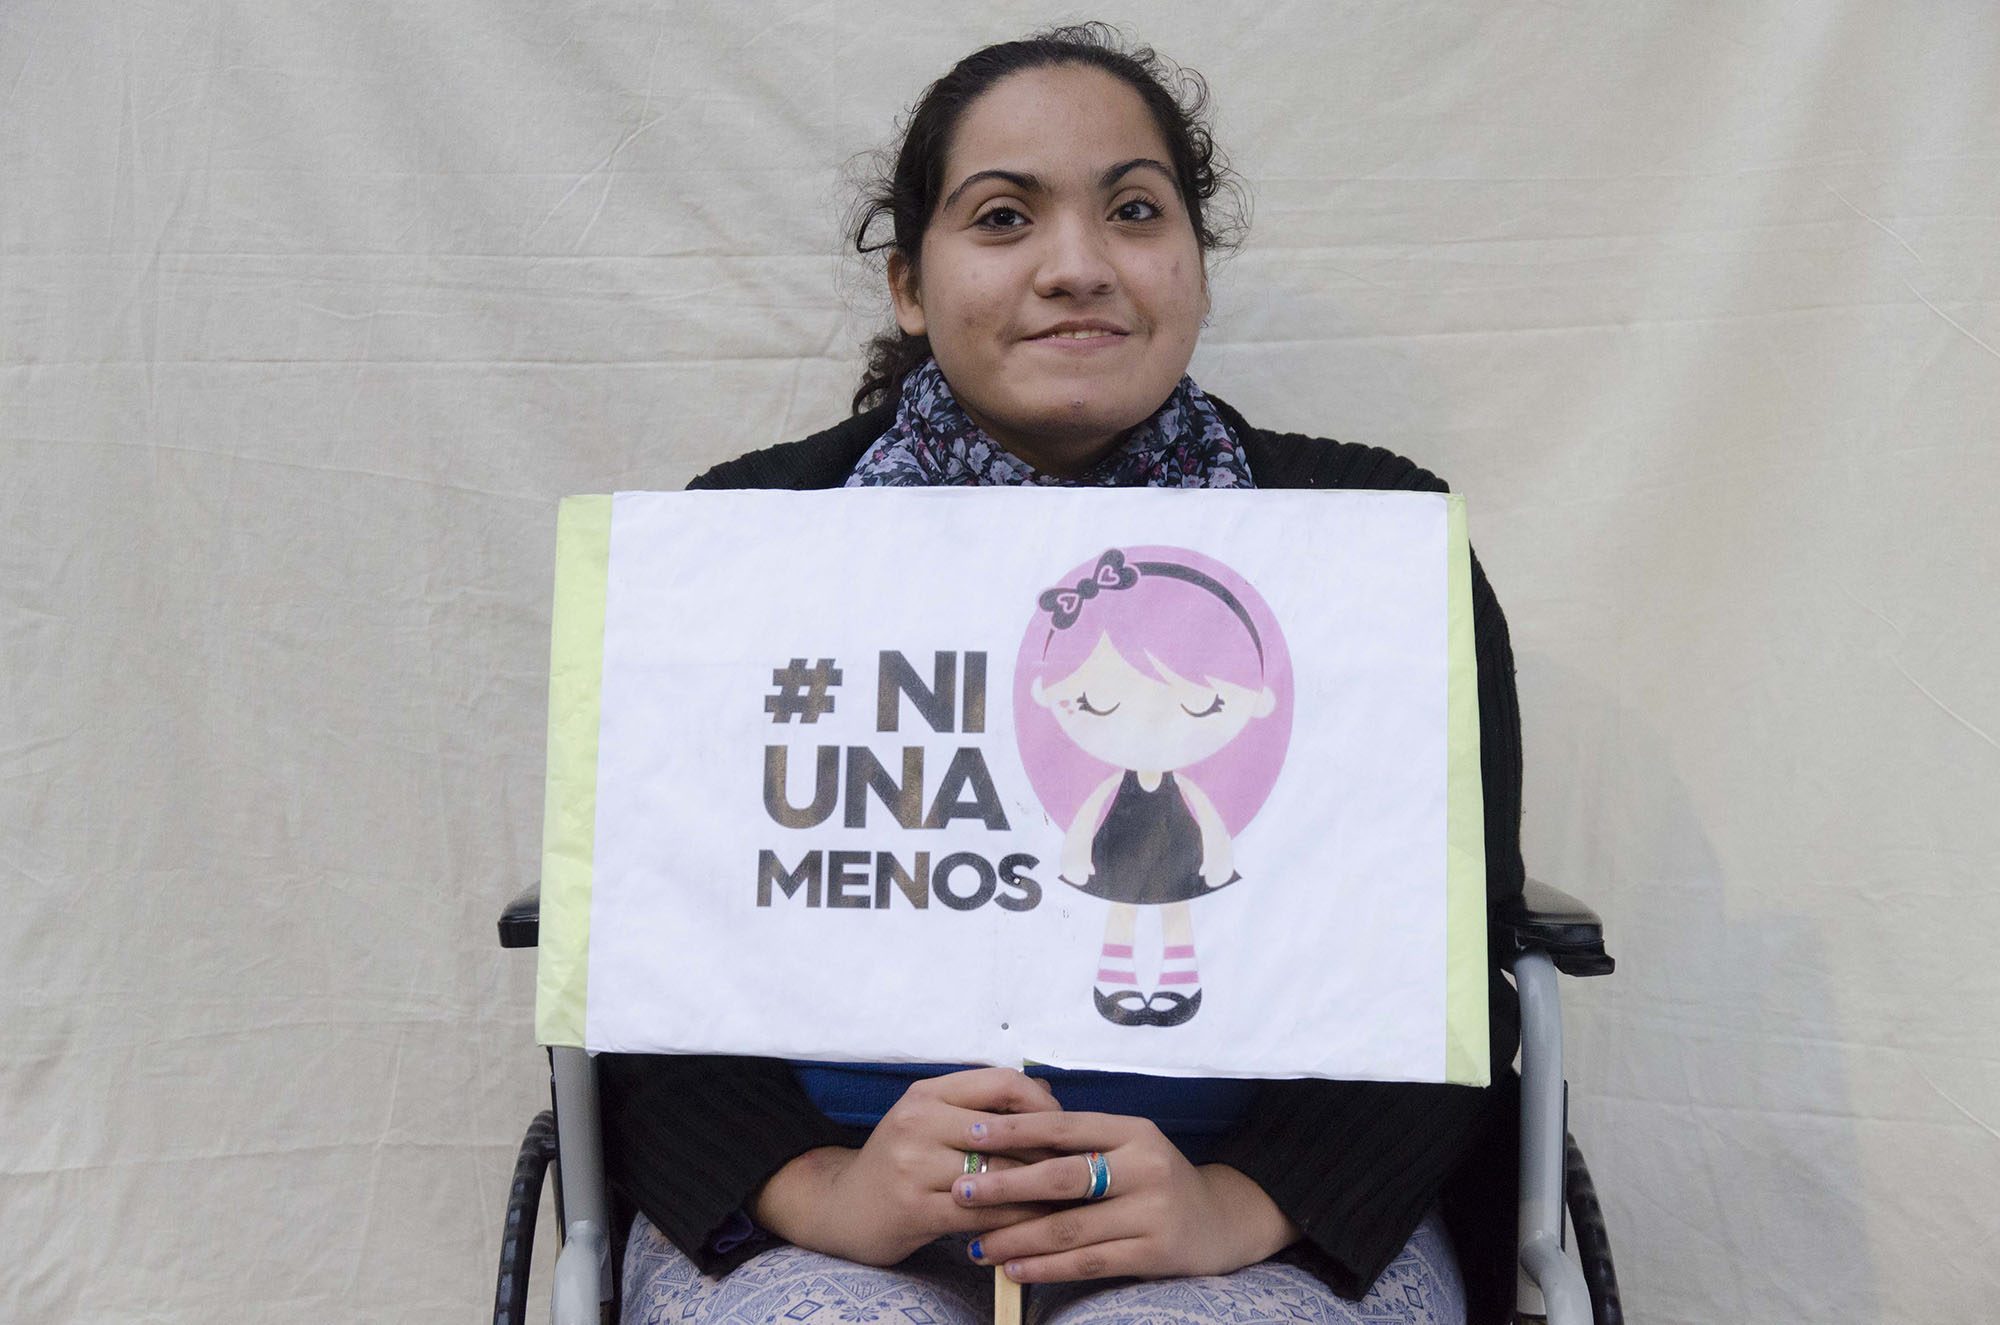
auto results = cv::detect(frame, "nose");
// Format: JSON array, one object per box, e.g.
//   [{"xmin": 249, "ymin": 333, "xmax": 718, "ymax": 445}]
[{"xmin": 1032, "ymin": 213, "xmax": 1116, "ymax": 298}]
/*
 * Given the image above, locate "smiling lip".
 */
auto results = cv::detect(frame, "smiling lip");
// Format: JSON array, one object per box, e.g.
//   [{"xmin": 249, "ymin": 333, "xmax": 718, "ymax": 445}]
[{"xmin": 1028, "ymin": 320, "xmax": 1129, "ymax": 341}]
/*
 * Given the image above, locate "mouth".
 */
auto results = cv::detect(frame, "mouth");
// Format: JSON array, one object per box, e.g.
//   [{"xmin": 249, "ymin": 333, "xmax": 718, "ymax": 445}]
[{"xmin": 1028, "ymin": 321, "xmax": 1129, "ymax": 342}]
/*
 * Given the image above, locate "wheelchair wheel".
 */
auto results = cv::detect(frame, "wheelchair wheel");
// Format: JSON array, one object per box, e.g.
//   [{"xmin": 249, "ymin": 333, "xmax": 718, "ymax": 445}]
[
  {"xmin": 495, "ymin": 1110, "xmax": 559, "ymax": 1325},
  {"xmin": 1564, "ymin": 1132, "xmax": 1622, "ymax": 1325}
]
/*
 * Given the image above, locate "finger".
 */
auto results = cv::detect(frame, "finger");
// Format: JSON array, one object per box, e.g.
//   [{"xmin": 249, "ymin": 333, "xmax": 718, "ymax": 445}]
[
  {"xmin": 967, "ymin": 1109, "xmax": 1141, "ymax": 1155},
  {"xmin": 942, "ymin": 1149, "xmax": 1027, "ymax": 1189},
  {"xmin": 999, "ymin": 1239, "xmax": 1150, "ymax": 1284},
  {"xmin": 918, "ymin": 1193, "xmax": 1057, "ymax": 1237},
  {"xmin": 996, "ymin": 1146, "xmax": 1067, "ymax": 1165},
  {"xmin": 965, "ymin": 1204, "xmax": 1135, "ymax": 1269},
  {"xmin": 952, "ymin": 1152, "xmax": 1104, "ymax": 1206},
  {"xmin": 915, "ymin": 1101, "xmax": 1066, "ymax": 1170},
  {"xmin": 939, "ymin": 1142, "xmax": 1065, "ymax": 1172},
  {"xmin": 916, "ymin": 1067, "xmax": 1061, "ymax": 1115}
]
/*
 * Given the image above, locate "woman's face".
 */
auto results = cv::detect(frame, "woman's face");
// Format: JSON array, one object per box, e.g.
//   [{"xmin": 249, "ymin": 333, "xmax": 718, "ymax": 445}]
[{"xmin": 890, "ymin": 64, "xmax": 1208, "ymax": 478}]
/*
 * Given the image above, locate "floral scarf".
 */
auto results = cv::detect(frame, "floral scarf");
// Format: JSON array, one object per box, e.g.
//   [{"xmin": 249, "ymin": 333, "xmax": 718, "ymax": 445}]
[{"xmin": 844, "ymin": 358, "xmax": 1254, "ymax": 489}]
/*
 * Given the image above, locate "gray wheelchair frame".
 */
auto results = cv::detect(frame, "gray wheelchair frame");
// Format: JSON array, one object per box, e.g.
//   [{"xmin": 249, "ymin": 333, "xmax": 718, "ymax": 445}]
[{"xmin": 494, "ymin": 878, "xmax": 1619, "ymax": 1325}]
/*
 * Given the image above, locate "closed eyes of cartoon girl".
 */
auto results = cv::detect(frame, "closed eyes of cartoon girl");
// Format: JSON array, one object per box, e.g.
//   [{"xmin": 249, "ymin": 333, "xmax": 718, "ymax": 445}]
[{"xmin": 1015, "ymin": 548, "xmax": 1292, "ymax": 1027}]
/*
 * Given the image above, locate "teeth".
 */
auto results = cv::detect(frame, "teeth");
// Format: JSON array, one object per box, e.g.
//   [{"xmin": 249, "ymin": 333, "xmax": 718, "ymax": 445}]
[{"xmin": 1046, "ymin": 330, "xmax": 1116, "ymax": 339}]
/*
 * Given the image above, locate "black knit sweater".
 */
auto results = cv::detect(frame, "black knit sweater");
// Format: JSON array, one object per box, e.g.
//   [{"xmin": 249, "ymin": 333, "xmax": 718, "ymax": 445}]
[{"xmin": 598, "ymin": 396, "xmax": 1527, "ymax": 1322}]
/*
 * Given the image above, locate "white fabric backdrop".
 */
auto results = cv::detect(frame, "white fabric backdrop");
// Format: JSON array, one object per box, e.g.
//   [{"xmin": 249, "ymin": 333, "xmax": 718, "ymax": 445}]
[{"xmin": 3, "ymin": 2, "xmax": 1994, "ymax": 1321}]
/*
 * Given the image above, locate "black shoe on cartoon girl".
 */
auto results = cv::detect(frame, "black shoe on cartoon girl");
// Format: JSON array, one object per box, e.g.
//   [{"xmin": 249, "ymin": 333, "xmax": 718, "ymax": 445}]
[
  {"xmin": 1143, "ymin": 989, "xmax": 1202, "ymax": 1027},
  {"xmin": 1093, "ymin": 987, "xmax": 1151, "ymax": 1026}
]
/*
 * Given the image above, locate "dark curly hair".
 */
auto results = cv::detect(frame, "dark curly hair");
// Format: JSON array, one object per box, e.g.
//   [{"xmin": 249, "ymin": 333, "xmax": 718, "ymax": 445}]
[{"xmin": 849, "ymin": 22, "xmax": 1246, "ymax": 414}]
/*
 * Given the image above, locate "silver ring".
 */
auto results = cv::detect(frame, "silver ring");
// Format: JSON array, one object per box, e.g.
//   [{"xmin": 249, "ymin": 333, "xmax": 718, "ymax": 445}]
[
  {"xmin": 963, "ymin": 1150, "xmax": 989, "ymax": 1175},
  {"xmin": 1083, "ymin": 1151, "xmax": 1111, "ymax": 1201}
]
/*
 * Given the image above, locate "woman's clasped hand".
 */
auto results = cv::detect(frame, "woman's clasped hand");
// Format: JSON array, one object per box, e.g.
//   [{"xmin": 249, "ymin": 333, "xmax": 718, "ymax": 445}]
[
  {"xmin": 955, "ymin": 1105, "xmax": 1300, "ymax": 1282},
  {"xmin": 748, "ymin": 1068, "xmax": 1059, "ymax": 1266},
  {"xmin": 750, "ymin": 1069, "xmax": 1299, "ymax": 1282}
]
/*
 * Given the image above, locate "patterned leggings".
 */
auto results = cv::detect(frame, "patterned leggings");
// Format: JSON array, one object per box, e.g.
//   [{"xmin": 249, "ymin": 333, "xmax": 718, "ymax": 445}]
[{"xmin": 620, "ymin": 1210, "xmax": 1466, "ymax": 1325}]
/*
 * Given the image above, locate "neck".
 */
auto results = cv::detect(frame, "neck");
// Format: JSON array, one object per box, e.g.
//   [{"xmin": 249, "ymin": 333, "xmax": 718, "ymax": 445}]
[
  {"xmin": 956, "ymin": 400, "xmax": 1129, "ymax": 480},
  {"xmin": 977, "ymin": 423, "xmax": 1125, "ymax": 480}
]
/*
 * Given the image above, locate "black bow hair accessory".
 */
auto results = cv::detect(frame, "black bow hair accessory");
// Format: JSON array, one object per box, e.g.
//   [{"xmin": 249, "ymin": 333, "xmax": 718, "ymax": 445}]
[
  {"xmin": 1038, "ymin": 550, "xmax": 1139, "ymax": 629},
  {"xmin": 1037, "ymin": 548, "xmax": 1266, "ymax": 670}
]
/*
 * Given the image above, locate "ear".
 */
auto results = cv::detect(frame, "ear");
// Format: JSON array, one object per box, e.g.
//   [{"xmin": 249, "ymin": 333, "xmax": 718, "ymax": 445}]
[
  {"xmin": 888, "ymin": 250, "xmax": 927, "ymax": 337},
  {"xmin": 1250, "ymin": 685, "xmax": 1276, "ymax": 718},
  {"xmin": 1030, "ymin": 676, "xmax": 1051, "ymax": 708}
]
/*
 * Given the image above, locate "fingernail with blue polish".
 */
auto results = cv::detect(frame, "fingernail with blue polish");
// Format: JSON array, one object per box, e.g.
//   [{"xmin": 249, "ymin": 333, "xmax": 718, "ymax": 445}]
[
  {"xmin": 958, "ymin": 1180, "xmax": 976, "ymax": 1200},
  {"xmin": 968, "ymin": 1239, "xmax": 983, "ymax": 1262},
  {"xmin": 970, "ymin": 1123, "xmax": 987, "ymax": 1140}
]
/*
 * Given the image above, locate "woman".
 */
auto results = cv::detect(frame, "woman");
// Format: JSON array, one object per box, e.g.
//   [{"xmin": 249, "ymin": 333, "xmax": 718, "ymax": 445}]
[{"xmin": 601, "ymin": 24, "xmax": 1526, "ymax": 1325}]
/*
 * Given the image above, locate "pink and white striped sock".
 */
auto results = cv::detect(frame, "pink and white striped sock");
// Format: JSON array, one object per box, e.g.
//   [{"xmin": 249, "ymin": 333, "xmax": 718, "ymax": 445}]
[
  {"xmin": 1094, "ymin": 942, "xmax": 1138, "ymax": 995},
  {"xmin": 1158, "ymin": 943, "xmax": 1201, "ymax": 994}
]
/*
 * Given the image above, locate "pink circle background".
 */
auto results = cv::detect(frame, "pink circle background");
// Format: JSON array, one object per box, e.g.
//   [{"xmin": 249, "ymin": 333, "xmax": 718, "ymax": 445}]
[{"xmin": 1012, "ymin": 545, "xmax": 1294, "ymax": 835}]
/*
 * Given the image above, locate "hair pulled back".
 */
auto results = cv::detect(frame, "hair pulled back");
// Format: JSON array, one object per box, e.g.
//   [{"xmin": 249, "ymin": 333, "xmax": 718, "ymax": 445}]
[{"xmin": 850, "ymin": 22, "xmax": 1245, "ymax": 414}]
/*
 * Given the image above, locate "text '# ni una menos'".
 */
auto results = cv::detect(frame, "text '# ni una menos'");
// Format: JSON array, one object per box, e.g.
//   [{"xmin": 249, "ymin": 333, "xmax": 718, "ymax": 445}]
[{"xmin": 758, "ymin": 651, "xmax": 1040, "ymax": 913}]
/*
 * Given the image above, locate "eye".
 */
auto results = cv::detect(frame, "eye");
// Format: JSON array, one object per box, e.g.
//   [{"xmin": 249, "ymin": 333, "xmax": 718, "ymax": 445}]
[
  {"xmin": 1075, "ymin": 693, "xmax": 1121, "ymax": 716},
  {"xmin": 1180, "ymin": 694, "xmax": 1225, "ymax": 717},
  {"xmin": 975, "ymin": 205, "xmax": 1028, "ymax": 230},
  {"xmin": 1113, "ymin": 197, "xmax": 1162, "ymax": 222}
]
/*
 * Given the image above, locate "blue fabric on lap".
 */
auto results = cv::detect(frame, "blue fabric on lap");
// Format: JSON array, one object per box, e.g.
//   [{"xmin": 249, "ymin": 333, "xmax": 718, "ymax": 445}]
[{"xmin": 788, "ymin": 1061, "xmax": 1257, "ymax": 1164}]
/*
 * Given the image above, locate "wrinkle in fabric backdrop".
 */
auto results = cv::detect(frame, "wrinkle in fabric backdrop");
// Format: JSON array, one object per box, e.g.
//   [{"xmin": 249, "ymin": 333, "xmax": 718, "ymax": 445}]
[{"xmin": 2, "ymin": 3, "xmax": 1996, "ymax": 1322}]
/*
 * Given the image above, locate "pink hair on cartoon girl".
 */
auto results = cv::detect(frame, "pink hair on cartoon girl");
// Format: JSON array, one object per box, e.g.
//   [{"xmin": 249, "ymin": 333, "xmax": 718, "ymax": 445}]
[{"xmin": 1013, "ymin": 545, "xmax": 1294, "ymax": 835}]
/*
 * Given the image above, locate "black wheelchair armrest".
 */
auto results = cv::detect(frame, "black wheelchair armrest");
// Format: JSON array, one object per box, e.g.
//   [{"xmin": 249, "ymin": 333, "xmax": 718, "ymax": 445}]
[
  {"xmin": 498, "ymin": 884, "xmax": 541, "ymax": 949},
  {"xmin": 1497, "ymin": 877, "xmax": 1614, "ymax": 977}
]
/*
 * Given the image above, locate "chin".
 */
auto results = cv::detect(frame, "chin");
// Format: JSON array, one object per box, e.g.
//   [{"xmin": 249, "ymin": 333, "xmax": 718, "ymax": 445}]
[
  {"xmin": 961, "ymin": 376, "xmax": 1176, "ymax": 467},
  {"xmin": 1031, "ymin": 390, "xmax": 1159, "ymax": 440}
]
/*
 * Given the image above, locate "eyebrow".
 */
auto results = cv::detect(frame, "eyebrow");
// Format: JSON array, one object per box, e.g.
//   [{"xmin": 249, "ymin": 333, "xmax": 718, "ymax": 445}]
[{"xmin": 940, "ymin": 157, "xmax": 1177, "ymax": 213}]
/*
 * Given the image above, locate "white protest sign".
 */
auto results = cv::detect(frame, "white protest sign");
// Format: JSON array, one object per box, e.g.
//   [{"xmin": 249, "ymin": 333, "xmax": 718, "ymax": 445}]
[{"xmin": 537, "ymin": 487, "xmax": 1488, "ymax": 1084}]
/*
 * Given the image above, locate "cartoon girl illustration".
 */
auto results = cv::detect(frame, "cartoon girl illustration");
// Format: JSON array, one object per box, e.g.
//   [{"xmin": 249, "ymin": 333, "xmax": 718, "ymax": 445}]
[{"xmin": 1014, "ymin": 548, "xmax": 1292, "ymax": 1028}]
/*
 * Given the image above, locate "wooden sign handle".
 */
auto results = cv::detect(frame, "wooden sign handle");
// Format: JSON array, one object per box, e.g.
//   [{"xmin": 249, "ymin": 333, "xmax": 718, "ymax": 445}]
[{"xmin": 993, "ymin": 1266, "xmax": 1021, "ymax": 1325}]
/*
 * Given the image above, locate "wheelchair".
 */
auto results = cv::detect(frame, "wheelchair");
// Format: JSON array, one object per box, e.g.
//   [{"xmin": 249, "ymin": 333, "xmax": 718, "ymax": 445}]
[{"xmin": 491, "ymin": 878, "xmax": 1619, "ymax": 1325}]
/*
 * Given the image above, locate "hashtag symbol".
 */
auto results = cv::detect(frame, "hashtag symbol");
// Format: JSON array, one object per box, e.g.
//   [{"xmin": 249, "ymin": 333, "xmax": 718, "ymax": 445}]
[{"xmin": 766, "ymin": 658, "xmax": 841, "ymax": 724}]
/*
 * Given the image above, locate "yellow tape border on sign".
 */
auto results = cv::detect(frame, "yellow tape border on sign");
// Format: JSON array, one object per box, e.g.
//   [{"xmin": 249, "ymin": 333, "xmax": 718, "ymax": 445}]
[
  {"xmin": 535, "ymin": 494, "xmax": 612, "ymax": 1047},
  {"xmin": 1443, "ymin": 494, "xmax": 1491, "ymax": 1085}
]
